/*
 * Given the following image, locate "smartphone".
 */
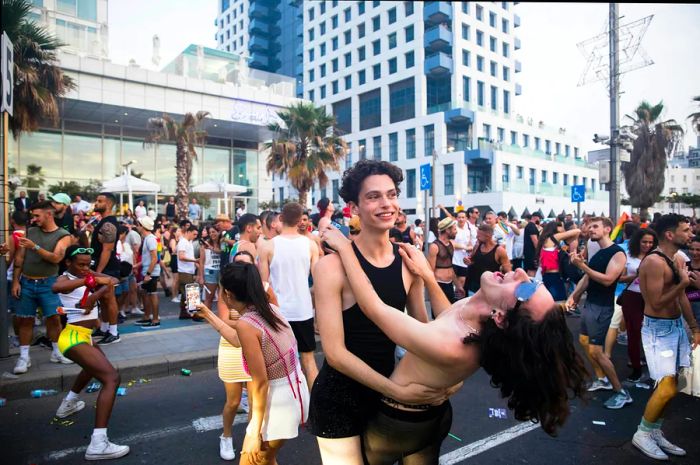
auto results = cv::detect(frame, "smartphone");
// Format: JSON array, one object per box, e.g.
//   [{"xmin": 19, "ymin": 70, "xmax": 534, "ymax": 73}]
[
  {"xmin": 323, "ymin": 221, "xmax": 351, "ymax": 253},
  {"xmin": 185, "ymin": 283, "xmax": 201, "ymax": 314}
]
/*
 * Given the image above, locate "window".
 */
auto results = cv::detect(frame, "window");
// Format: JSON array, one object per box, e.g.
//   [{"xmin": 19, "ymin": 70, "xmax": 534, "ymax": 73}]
[
  {"xmin": 517, "ymin": 166, "xmax": 524, "ymax": 179},
  {"xmin": 388, "ymin": 32, "xmax": 397, "ymax": 49},
  {"xmin": 405, "ymin": 1, "xmax": 414, "ymax": 16},
  {"xmin": 332, "ymin": 58, "xmax": 338, "ymax": 72},
  {"xmin": 373, "ymin": 63, "xmax": 381, "ymax": 79},
  {"xmin": 406, "ymin": 128, "xmax": 416, "ymax": 159},
  {"xmin": 344, "ymin": 29, "xmax": 351, "ymax": 44},
  {"xmin": 332, "ymin": 179, "xmax": 340, "ymax": 204},
  {"xmin": 502, "ymin": 18, "xmax": 509, "ymax": 33},
  {"xmin": 358, "ymin": 69, "xmax": 366, "ymax": 85},
  {"xmin": 390, "ymin": 78, "xmax": 415, "ymax": 123},
  {"xmin": 320, "ymin": 85, "xmax": 326, "ymax": 99},
  {"xmin": 344, "ymin": 74, "xmax": 352, "ymax": 89},
  {"xmin": 462, "ymin": 49, "xmax": 470, "ymax": 66},
  {"xmin": 563, "ymin": 174, "xmax": 569, "ymax": 186},
  {"xmin": 444, "ymin": 164, "xmax": 454, "ymax": 195},
  {"xmin": 477, "ymin": 55, "xmax": 484, "ymax": 71},
  {"xmin": 502, "ymin": 42, "xmax": 510, "ymax": 57},
  {"xmin": 490, "ymin": 61, "xmax": 497, "ymax": 77},
  {"xmin": 308, "ymin": 89, "xmax": 314, "ymax": 101},
  {"xmin": 483, "ymin": 123, "xmax": 491, "ymax": 140},
  {"xmin": 490, "ymin": 11, "xmax": 497, "ymax": 27},
  {"xmin": 320, "ymin": 63, "xmax": 326, "ymax": 77},
  {"xmin": 591, "ymin": 179, "xmax": 596, "ymax": 192},
  {"xmin": 583, "ymin": 177, "xmax": 587, "ymax": 188},
  {"xmin": 358, "ymin": 45, "xmax": 366, "ymax": 61},
  {"xmin": 502, "ymin": 164, "xmax": 510, "ymax": 183},
  {"xmin": 345, "ymin": 143, "xmax": 353, "ymax": 169},
  {"xmin": 424, "ymin": 124, "xmax": 435, "ymax": 156},
  {"xmin": 388, "ymin": 58, "xmax": 397, "ymax": 74},
  {"xmin": 405, "ymin": 25, "xmax": 414, "ymax": 42},
  {"xmin": 462, "ymin": 23, "xmax": 470, "ymax": 40},
  {"xmin": 476, "ymin": 5, "xmax": 483, "ymax": 20},
  {"xmin": 503, "ymin": 90, "xmax": 510, "ymax": 114},
  {"xmin": 332, "ymin": 14, "xmax": 338, "ymax": 29},
  {"xmin": 332, "ymin": 36, "xmax": 339, "ymax": 50},
  {"xmin": 320, "ymin": 21, "xmax": 326, "ymax": 35},
  {"xmin": 309, "ymin": 49, "xmax": 316, "ymax": 63},
  {"xmin": 373, "ymin": 0, "xmax": 380, "ymax": 6},
  {"xmin": 462, "ymin": 76, "xmax": 470, "ymax": 102},
  {"xmin": 344, "ymin": 52, "xmax": 352, "ymax": 67},
  {"xmin": 503, "ymin": 66, "xmax": 510, "ymax": 81},
  {"xmin": 565, "ymin": 145, "xmax": 571, "ymax": 157},
  {"xmin": 358, "ymin": 23, "xmax": 366, "ymax": 38},
  {"xmin": 308, "ymin": 69, "xmax": 315, "ymax": 82},
  {"xmin": 534, "ymin": 137, "xmax": 541, "ymax": 151},
  {"xmin": 359, "ymin": 88, "xmax": 382, "ymax": 130},
  {"xmin": 510, "ymin": 131, "xmax": 518, "ymax": 145},
  {"xmin": 344, "ymin": 7, "xmax": 351, "ymax": 22},
  {"xmin": 373, "ymin": 39, "xmax": 381, "ymax": 55},
  {"xmin": 359, "ymin": 139, "xmax": 366, "ymax": 159},
  {"xmin": 553, "ymin": 172, "xmax": 559, "ymax": 184},
  {"xmin": 320, "ymin": 2, "xmax": 326, "ymax": 14},
  {"xmin": 476, "ymin": 30, "xmax": 484, "ymax": 46},
  {"xmin": 462, "ymin": 3, "xmax": 469, "ymax": 14},
  {"xmin": 477, "ymin": 81, "xmax": 485, "ymax": 106},
  {"xmin": 373, "ymin": 136, "xmax": 382, "ymax": 161},
  {"xmin": 222, "ymin": 0, "xmax": 230, "ymax": 12},
  {"xmin": 523, "ymin": 134, "xmax": 529, "ymax": 147},
  {"xmin": 389, "ymin": 133, "xmax": 398, "ymax": 161},
  {"xmin": 332, "ymin": 80, "xmax": 339, "ymax": 95},
  {"xmin": 405, "ymin": 51, "xmax": 415, "ymax": 68},
  {"xmin": 529, "ymin": 168, "xmax": 536, "ymax": 186},
  {"xmin": 490, "ymin": 36, "xmax": 497, "ymax": 52},
  {"xmin": 407, "ymin": 169, "xmax": 416, "ymax": 198},
  {"xmin": 372, "ymin": 15, "xmax": 380, "ymax": 31},
  {"xmin": 575, "ymin": 147, "xmax": 580, "ymax": 158},
  {"xmin": 545, "ymin": 140, "xmax": 551, "ymax": 154},
  {"xmin": 320, "ymin": 43, "xmax": 326, "ymax": 56},
  {"xmin": 541, "ymin": 171, "xmax": 548, "ymax": 183},
  {"xmin": 358, "ymin": 2, "xmax": 365, "ymax": 15},
  {"xmin": 388, "ymin": 7, "xmax": 397, "ymax": 24},
  {"xmin": 497, "ymin": 127, "xmax": 505, "ymax": 143},
  {"xmin": 333, "ymin": 98, "xmax": 352, "ymax": 134}
]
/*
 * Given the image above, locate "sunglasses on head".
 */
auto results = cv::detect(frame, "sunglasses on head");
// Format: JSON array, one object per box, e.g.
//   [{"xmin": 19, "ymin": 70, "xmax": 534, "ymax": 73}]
[
  {"xmin": 513, "ymin": 278, "xmax": 543, "ymax": 311},
  {"xmin": 70, "ymin": 247, "xmax": 94, "ymax": 257}
]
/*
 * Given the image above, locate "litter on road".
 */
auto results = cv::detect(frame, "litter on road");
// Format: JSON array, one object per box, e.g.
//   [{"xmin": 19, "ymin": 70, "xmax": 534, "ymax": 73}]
[{"xmin": 592, "ymin": 421, "xmax": 606, "ymax": 426}]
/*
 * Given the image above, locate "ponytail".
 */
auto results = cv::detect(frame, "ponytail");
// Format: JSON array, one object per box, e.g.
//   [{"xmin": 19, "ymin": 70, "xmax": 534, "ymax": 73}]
[{"xmin": 220, "ymin": 263, "xmax": 284, "ymax": 331}]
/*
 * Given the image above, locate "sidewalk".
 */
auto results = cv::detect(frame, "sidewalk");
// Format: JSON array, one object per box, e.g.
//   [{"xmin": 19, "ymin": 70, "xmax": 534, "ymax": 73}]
[{"xmin": 0, "ymin": 295, "xmax": 222, "ymax": 400}]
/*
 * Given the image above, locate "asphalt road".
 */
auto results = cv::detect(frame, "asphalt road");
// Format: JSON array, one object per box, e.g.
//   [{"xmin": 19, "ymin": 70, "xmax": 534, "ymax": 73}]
[{"xmin": 3, "ymin": 321, "xmax": 700, "ymax": 465}]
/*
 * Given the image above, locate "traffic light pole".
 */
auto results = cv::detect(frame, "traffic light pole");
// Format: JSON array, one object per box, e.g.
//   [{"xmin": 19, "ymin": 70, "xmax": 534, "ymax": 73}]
[{"xmin": 609, "ymin": 3, "xmax": 620, "ymax": 220}]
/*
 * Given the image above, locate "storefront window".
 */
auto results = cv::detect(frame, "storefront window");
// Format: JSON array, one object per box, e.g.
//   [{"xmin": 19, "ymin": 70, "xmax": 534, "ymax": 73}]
[
  {"xmin": 122, "ymin": 139, "xmax": 155, "ymax": 183},
  {"xmin": 63, "ymin": 133, "xmax": 101, "ymax": 181},
  {"xmin": 19, "ymin": 131, "xmax": 62, "ymax": 183},
  {"xmin": 154, "ymin": 143, "xmax": 177, "ymax": 195},
  {"xmin": 102, "ymin": 137, "xmax": 121, "ymax": 180}
]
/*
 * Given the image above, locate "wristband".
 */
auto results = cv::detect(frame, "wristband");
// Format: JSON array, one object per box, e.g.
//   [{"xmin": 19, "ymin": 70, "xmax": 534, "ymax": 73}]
[{"xmin": 34, "ymin": 244, "xmax": 41, "ymax": 251}]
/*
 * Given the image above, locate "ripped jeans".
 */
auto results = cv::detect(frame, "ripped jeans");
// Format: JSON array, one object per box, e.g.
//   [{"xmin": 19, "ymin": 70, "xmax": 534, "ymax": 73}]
[{"xmin": 641, "ymin": 315, "xmax": 691, "ymax": 383}]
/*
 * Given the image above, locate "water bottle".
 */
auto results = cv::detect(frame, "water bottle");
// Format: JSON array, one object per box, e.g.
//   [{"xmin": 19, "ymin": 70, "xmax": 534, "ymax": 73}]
[{"xmin": 30, "ymin": 389, "xmax": 59, "ymax": 398}]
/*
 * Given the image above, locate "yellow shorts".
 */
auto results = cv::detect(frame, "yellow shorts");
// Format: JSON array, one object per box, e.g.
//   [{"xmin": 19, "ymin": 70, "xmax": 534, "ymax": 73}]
[{"xmin": 57, "ymin": 324, "xmax": 93, "ymax": 355}]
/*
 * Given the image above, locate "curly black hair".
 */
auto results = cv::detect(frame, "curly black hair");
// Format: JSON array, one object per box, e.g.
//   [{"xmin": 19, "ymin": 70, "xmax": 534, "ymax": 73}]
[
  {"xmin": 467, "ymin": 304, "xmax": 588, "ymax": 436},
  {"xmin": 339, "ymin": 160, "xmax": 403, "ymax": 205}
]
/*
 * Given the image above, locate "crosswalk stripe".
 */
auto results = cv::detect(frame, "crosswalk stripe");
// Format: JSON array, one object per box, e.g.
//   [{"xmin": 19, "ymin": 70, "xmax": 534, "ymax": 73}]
[{"xmin": 439, "ymin": 422, "xmax": 540, "ymax": 464}]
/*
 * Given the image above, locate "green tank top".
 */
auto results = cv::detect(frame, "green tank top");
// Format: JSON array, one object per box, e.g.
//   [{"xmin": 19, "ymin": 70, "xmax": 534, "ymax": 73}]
[{"xmin": 23, "ymin": 227, "xmax": 70, "ymax": 277}]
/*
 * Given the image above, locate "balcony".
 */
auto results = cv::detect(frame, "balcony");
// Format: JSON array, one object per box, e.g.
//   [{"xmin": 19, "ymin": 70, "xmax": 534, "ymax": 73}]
[
  {"xmin": 514, "ymin": 37, "xmax": 521, "ymax": 50},
  {"xmin": 514, "ymin": 60, "xmax": 522, "ymax": 72},
  {"xmin": 465, "ymin": 140, "xmax": 494, "ymax": 164},
  {"xmin": 249, "ymin": 2, "xmax": 269, "ymax": 19},
  {"xmin": 444, "ymin": 107, "xmax": 474, "ymax": 125},
  {"xmin": 249, "ymin": 35, "xmax": 269, "ymax": 51},
  {"xmin": 424, "ymin": 25, "xmax": 452, "ymax": 52},
  {"xmin": 249, "ymin": 18, "xmax": 270, "ymax": 35},
  {"xmin": 424, "ymin": 52, "xmax": 453, "ymax": 76},
  {"xmin": 515, "ymin": 83, "xmax": 522, "ymax": 95},
  {"xmin": 514, "ymin": 14, "xmax": 521, "ymax": 28},
  {"xmin": 249, "ymin": 52, "xmax": 269, "ymax": 68},
  {"xmin": 424, "ymin": 1, "xmax": 453, "ymax": 26}
]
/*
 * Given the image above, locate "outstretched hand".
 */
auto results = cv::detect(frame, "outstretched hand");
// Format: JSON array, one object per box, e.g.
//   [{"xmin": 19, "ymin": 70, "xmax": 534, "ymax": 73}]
[{"xmin": 397, "ymin": 243, "xmax": 432, "ymax": 280}]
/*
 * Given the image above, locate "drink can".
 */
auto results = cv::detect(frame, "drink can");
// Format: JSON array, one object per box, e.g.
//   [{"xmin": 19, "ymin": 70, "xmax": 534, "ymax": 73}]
[{"xmin": 181, "ymin": 368, "xmax": 192, "ymax": 376}]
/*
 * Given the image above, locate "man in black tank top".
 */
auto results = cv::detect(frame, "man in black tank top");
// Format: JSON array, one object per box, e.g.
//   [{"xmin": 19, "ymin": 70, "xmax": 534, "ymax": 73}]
[
  {"xmin": 428, "ymin": 217, "xmax": 463, "ymax": 303},
  {"xmin": 308, "ymin": 160, "xmax": 439, "ymax": 464},
  {"xmin": 466, "ymin": 224, "xmax": 512, "ymax": 294}
]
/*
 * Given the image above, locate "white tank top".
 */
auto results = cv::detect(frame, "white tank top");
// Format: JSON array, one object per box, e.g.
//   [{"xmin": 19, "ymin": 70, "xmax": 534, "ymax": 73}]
[
  {"xmin": 58, "ymin": 272, "xmax": 99, "ymax": 324},
  {"xmin": 269, "ymin": 235, "xmax": 313, "ymax": 321}
]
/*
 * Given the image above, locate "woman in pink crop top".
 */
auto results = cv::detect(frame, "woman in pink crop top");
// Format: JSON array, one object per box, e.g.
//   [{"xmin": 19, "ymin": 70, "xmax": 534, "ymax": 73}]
[
  {"xmin": 196, "ymin": 262, "xmax": 308, "ymax": 465},
  {"xmin": 535, "ymin": 221, "xmax": 581, "ymax": 302}
]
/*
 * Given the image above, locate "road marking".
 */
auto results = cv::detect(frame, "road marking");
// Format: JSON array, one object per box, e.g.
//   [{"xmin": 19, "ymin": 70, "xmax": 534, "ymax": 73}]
[
  {"xmin": 42, "ymin": 413, "xmax": 247, "ymax": 461},
  {"xmin": 439, "ymin": 422, "xmax": 540, "ymax": 465}
]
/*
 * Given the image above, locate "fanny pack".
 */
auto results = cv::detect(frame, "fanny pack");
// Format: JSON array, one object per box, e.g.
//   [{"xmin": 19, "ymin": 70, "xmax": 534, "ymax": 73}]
[{"xmin": 687, "ymin": 289, "xmax": 700, "ymax": 302}]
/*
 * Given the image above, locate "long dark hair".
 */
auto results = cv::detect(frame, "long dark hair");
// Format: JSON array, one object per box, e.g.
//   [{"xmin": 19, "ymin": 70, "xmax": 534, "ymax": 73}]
[
  {"xmin": 219, "ymin": 263, "xmax": 284, "ymax": 331},
  {"xmin": 628, "ymin": 228, "xmax": 658, "ymax": 258},
  {"xmin": 468, "ymin": 304, "xmax": 588, "ymax": 436},
  {"xmin": 535, "ymin": 221, "xmax": 562, "ymax": 260}
]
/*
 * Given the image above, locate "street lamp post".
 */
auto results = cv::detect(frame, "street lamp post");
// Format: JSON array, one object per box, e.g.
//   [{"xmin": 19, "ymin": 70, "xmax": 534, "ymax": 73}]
[{"xmin": 122, "ymin": 160, "xmax": 137, "ymax": 214}]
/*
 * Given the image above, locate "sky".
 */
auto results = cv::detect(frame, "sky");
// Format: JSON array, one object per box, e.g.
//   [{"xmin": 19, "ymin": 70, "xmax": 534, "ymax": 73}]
[{"xmin": 108, "ymin": 1, "xmax": 700, "ymax": 154}]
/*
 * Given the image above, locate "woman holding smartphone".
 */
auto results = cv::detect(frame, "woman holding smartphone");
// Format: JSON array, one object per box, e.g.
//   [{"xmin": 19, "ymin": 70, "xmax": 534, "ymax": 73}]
[
  {"xmin": 198, "ymin": 226, "xmax": 222, "ymax": 311},
  {"xmin": 196, "ymin": 263, "xmax": 308, "ymax": 465}
]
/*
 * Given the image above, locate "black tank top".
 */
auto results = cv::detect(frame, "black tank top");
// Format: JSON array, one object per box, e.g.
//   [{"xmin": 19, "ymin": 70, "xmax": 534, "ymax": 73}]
[
  {"xmin": 400, "ymin": 227, "xmax": 414, "ymax": 245},
  {"xmin": 342, "ymin": 242, "xmax": 407, "ymax": 377},
  {"xmin": 433, "ymin": 239, "xmax": 454, "ymax": 269},
  {"xmin": 468, "ymin": 243, "xmax": 501, "ymax": 290}
]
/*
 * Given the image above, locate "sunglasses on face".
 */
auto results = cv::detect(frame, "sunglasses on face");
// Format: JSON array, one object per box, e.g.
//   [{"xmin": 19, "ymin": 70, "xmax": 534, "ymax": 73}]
[
  {"xmin": 70, "ymin": 247, "xmax": 94, "ymax": 257},
  {"xmin": 513, "ymin": 278, "xmax": 543, "ymax": 311}
]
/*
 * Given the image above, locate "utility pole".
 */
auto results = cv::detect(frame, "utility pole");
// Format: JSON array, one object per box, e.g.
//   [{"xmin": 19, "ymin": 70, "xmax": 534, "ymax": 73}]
[
  {"xmin": 609, "ymin": 3, "xmax": 620, "ymax": 220},
  {"xmin": 431, "ymin": 149, "xmax": 437, "ymax": 221}
]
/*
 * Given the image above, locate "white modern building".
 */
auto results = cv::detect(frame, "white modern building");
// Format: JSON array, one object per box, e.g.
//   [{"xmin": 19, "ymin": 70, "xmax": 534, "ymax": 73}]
[
  {"xmin": 270, "ymin": 1, "xmax": 609, "ymax": 218},
  {"xmin": 650, "ymin": 140, "xmax": 700, "ymax": 217}
]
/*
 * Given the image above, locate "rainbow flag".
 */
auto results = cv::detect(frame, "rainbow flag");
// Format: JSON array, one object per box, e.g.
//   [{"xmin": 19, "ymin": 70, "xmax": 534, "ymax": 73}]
[{"xmin": 610, "ymin": 212, "xmax": 630, "ymax": 240}]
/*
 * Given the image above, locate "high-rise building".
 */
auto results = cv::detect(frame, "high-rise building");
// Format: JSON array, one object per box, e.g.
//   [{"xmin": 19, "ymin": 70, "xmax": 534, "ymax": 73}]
[
  {"xmin": 216, "ymin": 0, "xmax": 303, "ymax": 96},
  {"xmin": 272, "ymin": 1, "xmax": 608, "ymax": 217},
  {"xmin": 28, "ymin": 0, "xmax": 109, "ymax": 59}
]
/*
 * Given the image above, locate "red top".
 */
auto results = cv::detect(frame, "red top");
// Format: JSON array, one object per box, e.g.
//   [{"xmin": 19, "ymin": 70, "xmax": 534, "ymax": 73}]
[{"xmin": 539, "ymin": 248, "xmax": 560, "ymax": 272}]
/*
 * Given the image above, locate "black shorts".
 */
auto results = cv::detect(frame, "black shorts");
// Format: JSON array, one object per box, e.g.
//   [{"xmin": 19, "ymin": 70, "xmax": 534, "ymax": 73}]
[
  {"xmin": 290, "ymin": 318, "xmax": 316, "ymax": 353},
  {"xmin": 140, "ymin": 275, "xmax": 159, "ymax": 294},
  {"xmin": 523, "ymin": 256, "xmax": 537, "ymax": 271},
  {"xmin": 452, "ymin": 264, "xmax": 468, "ymax": 277}
]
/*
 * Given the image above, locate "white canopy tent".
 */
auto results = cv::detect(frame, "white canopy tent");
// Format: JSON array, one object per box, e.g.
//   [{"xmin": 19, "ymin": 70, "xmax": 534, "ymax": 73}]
[
  {"xmin": 191, "ymin": 181, "xmax": 248, "ymax": 216},
  {"xmin": 101, "ymin": 174, "xmax": 161, "ymax": 213}
]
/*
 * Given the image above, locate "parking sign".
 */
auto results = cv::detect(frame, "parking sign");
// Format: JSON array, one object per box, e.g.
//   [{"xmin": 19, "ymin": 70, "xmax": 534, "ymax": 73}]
[
  {"xmin": 420, "ymin": 164, "xmax": 431, "ymax": 191},
  {"xmin": 571, "ymin": 185, "xmax": 585, "ymax": 203}
]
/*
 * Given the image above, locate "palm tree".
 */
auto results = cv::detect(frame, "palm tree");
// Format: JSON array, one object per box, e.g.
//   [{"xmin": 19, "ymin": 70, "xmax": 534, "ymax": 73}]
[
  {"xmin": 145, "ymin": 112, "xmax": 209, "ymax": 219},
  {"xmin": 2, "ymin": 0, "xmax": 75, "ymax": 137},
  {"xmin": 265, "ymin": 102, "xmax": 348, "ymax": 207},
  {"xmin": 24, "ymin": 163, "xmax": 45, "ymax": 192},
  {"xmin": 620, "ymin": 100, "xmax": 684, "ymax": 219},
  {"xmin": 688, "ymin": 95, "xmax": 700, "ymax": 134}
]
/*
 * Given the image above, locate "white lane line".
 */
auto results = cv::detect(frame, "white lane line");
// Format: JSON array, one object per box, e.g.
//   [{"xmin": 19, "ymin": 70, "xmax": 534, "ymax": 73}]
[
  {"xmin": 439, "ymin": 422, "xmax": 540, "ymax": 465},
  {"xmin": 43, "ymin": 413, "xmax": 247, "ymax": 461}
]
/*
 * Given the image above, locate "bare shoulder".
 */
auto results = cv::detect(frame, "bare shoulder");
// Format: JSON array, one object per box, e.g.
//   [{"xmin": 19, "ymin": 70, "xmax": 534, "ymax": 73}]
[
  {"xmin": 640, "ymin": 254, "xmax": 663, "ymax": 272},
  {"xmin": 314, "ymin": 253, "xmax": 346, "ymax": 291}
]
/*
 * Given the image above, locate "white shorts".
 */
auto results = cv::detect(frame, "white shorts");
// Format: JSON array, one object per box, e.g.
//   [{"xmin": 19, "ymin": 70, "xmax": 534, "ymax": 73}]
[
  {"xmin": 609, "ymin": 303, "xmax": 624, "ymax": 330},
  {"xmin": 246, "ymin": 369, "xmax": 310, "ymax": 442}
]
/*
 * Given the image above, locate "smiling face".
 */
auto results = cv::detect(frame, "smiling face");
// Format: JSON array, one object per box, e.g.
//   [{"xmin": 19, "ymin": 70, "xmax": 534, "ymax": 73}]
[
  {"xmin": 456, "ymin": 211, "xmax": 467, "ymax": 227},
  {"xmin": 350, "ymin": 174, "xmax": 399, "ymax": 232},
  {"xmin": 479, "ymin": 269, "xmax": 555, "ymax": 322},
  {"xmin": 640, "ymin": 233, "xmax": 656, "ymax": 255}
]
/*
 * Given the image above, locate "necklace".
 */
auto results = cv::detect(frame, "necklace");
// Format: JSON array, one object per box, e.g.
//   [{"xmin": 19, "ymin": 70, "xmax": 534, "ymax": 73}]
[{"xmin": 457, "ymin": 304, "xmax": 480, "ymax": 336}]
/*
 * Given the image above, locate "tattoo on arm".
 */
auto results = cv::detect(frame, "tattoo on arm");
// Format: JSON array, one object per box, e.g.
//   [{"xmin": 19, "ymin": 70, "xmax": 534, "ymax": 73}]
[{"xmin": 98, "ymin": 222, "xmax": 117, "ymax": 244}]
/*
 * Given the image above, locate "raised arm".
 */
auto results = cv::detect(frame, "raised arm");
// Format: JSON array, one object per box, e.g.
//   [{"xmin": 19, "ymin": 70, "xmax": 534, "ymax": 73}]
[
  {"xmin": 572, "ymin": 250, "xmax": 626, "ymax": 287},
  {"xmin": 553, "ymin": 228, "xmax": 581, "ymax": 243}
]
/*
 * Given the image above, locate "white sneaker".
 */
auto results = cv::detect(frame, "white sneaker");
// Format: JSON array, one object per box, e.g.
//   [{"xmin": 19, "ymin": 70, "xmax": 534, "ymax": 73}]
[
  {"xmin": 171, "ymin": 296, "xmax": 181, "ymax": 303},
  {"xmin": 650, "ymin": 429, "xmax": 686, "ymax": 456},
  {"xmin": 56, "ymin": 397, "xmax": 85, "ymax": 418},
  {"xmin": 85, "ymin": 436, "xmax": 130, "ymax": 461},
  {"xmin": 130, "ymin": 307, "xmax": 145, "ymax": 316},
  {"xmin": 13, "ymin": 357, "xmax": 31, "ymax": 374},
  {"xmin": 633, "ymin": 430, "xmax": 669, "ymax": 461},
  {"xmin": 219, "ymin": 435, "xmax": 236, "ymax": 461},
  {"xmin": 50, "ymin": 352, "xmax": 74, "ymax": 364}
]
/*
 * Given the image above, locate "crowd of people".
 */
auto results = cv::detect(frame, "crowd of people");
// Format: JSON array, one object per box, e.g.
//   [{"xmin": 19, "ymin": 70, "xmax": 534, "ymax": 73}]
[{"xmin": 3, "ymin": 161, "xmax": 700, "ymax": 463}]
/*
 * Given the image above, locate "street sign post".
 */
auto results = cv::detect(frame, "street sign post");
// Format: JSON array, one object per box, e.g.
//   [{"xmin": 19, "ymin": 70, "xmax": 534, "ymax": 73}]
[
  {"xmin": 420, "ymin": 163, "xmax": 431, "ymax": 191},
  {"xmin": 571, "ymin": 185, "xmax": 586, "ymax": 224},
  {"xmin": 0, "ymin": 31, "xmax": 12, "ymax": 358}
]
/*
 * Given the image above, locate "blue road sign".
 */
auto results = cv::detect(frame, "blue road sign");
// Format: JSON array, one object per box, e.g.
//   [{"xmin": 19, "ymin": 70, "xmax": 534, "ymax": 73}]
[
  {"xmin": 571, "ymin": 185, "xmax": 586, "ymax": 203},
  {"xmin": 420, "ymin": 164, "xmax": 431, "ymax": 191}
]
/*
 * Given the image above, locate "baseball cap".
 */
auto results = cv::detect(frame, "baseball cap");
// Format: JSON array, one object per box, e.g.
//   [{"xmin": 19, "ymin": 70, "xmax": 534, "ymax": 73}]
[
  {"xmin": 438, "ymin": 217, "xmax": 457, "ymax": 232},
  {"xmin": 50, "ymin": 193, "xmax": 72, "ymax": 206},
  {"xmin": 138, "ymin": 216, "xmax": 155, "ymax": 231}
]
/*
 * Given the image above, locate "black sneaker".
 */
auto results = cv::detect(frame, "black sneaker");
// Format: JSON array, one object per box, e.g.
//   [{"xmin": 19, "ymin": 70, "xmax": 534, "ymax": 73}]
[
  {"xmin": 134, "ymin": 319, "xmax": 152, "ymax": 326},
  {"xmin": 97, "ymin": 333, "xmax": 121, "ymax": 345},
  {"xmin": 92, "ymin": 329, "xmax": 107, "ymax": 338},
  {"xmin": 117, "ymin": 314, "xmax": 126, "ymax": 324},
  {"xmin": 32, "ymin": 335, "xmax": 52, "ymax": 349},
  {"xmin": 626, "ymin": 369, "xmax": 643, "ymax": 383},
  {"xmin": 140, "ymin": 321, "xmax": 161, "ymax": 329}
]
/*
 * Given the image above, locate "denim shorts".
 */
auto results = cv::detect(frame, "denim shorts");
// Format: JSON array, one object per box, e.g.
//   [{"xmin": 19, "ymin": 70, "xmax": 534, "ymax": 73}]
[
  {"xmin": 204, "ymin": 268, "xmax": 220, "ymax": 285},
  {"xmin": 115, "ymin": 278, "xmax": 129, "ymax": 296},
  {"xmin": 641, "ymin": 315, "xmax": 691, "ymax": 382},
  {"xmin": 6, "ymin": 280, "xmax": 19, "ymax": 313},
  {"xmin": 17, "ymin": 276, "xmax": 60, "ymax": 318},
  {"xmin": 580, "ymin": 301, "xmax": 613, "ymax": 346}
]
